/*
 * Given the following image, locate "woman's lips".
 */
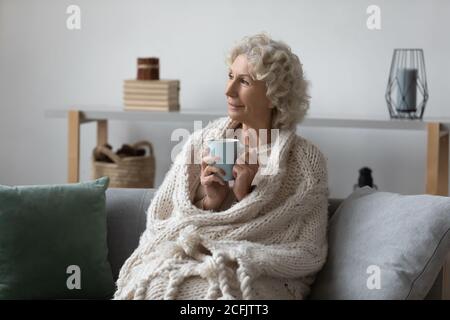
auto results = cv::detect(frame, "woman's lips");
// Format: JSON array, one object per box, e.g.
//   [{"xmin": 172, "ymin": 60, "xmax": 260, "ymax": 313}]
[{"xmin": 228, "ymin": 103, "xmax": 244, "ymax": 110}]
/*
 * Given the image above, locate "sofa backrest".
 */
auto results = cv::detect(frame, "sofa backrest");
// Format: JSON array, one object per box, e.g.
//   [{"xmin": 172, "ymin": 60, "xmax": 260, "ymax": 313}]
[{"xmin": 105, "ymin": 188, "xmax": 153, "ymax": 280}]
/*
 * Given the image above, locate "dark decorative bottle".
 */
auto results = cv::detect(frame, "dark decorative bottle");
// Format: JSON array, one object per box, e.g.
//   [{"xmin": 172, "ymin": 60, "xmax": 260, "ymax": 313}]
[
  {"xmin": 353, "ymin": 167, "xmax": 378, "ymax": 190},
  {"xmin": 137, "ymin": 57, "xmax": 159, "ymax": 80}
]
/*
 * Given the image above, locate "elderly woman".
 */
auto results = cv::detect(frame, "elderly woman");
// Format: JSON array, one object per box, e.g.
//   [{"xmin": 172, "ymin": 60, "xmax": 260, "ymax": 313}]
[{"xmin": 114, "ymin": 33, "xmax": 329, "ymax": 300}]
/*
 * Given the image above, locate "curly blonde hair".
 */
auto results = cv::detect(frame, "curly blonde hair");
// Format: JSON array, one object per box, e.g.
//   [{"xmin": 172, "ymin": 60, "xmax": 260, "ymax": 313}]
[{"xmin": 226, "ymin": 32, "xmax": 310, "ymax": 130}]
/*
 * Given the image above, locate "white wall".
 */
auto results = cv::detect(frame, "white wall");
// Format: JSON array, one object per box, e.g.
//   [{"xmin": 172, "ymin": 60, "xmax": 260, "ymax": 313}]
[{"xmin": 1, "ymin": 0, "xmax": 449, "ymax": 199}]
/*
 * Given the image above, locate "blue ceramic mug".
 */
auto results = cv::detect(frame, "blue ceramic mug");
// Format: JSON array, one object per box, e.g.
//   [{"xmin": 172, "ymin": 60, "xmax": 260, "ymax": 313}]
[{"xmin": 207, "ymin": 138, "xmax": 243, "ymax": 181}]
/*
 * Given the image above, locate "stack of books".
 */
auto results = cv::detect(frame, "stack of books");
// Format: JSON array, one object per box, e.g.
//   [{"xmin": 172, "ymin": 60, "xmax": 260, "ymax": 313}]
[{"xmin": 123, "ymin": 79, "xmax": 180, "ymax": 111}]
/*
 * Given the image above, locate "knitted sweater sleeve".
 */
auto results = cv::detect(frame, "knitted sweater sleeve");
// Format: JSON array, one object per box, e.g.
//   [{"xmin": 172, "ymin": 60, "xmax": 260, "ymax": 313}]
[{"xmin": 235, "ymin": 143, "xmax": 329, "ymax": 279}]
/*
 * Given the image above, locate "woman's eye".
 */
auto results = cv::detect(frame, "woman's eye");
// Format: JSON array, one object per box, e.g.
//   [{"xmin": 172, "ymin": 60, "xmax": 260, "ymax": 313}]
[{"xmin": 228, "ymin": 73, "xmax": 249, "ymax": 85}]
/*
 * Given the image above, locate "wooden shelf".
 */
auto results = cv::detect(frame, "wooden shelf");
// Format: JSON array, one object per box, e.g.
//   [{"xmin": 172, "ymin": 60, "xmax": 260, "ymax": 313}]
[{"xmin": 45, "ymin": 108, "xmax": 450, "ymax": 131}]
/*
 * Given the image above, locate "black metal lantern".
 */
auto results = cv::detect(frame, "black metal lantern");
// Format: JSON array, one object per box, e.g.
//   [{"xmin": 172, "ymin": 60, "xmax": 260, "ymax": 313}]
[{"xmin": 385, "ymin": 49, "xmax": 429, "ymax": 120}]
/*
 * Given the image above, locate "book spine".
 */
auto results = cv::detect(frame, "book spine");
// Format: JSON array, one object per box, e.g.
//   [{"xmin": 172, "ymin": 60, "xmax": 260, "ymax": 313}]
[
  {"xmin": 123, "ymin": 93, "xmax": 179, "ymax": 99},
  {"xmin": 124, "ymin": 80, "xmax": 179, "ymax": 88},
  {"xmin": 124, "ymin": 104, "xmax": 180, "ymax": 112},
  {"xmin": 124, "ymin": 99, "xmax": 179, "ymax": 106},
  {"xmin": 123, "ymin": 94, "xmax": 178, "ymax": 101}
]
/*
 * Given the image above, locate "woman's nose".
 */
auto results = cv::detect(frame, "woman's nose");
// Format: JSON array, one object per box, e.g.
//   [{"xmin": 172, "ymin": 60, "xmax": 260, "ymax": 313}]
[{"xmin": 225, "ymin": 79, "xmax": 238, "ymax": 97}]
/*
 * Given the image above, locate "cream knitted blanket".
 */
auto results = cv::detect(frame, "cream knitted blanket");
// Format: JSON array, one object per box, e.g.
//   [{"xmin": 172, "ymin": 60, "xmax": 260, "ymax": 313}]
[{"xmin": 113, "ymin": 116, "xmax": 329, "ymax": 300}]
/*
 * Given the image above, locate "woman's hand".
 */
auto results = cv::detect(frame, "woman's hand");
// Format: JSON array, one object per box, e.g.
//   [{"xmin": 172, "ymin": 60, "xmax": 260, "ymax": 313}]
[
  {"xmin": 232, "ymin": 136, "xmax": 259, "ymax": 201},
  {"xmin": 200, "ymin": 147, "xmax": 229, "ymax": 211}
]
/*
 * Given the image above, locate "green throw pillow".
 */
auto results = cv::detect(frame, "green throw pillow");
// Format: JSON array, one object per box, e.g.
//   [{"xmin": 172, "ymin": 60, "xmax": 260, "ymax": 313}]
[{"xmin": 0, "ymin": 177, "xmax": 115, "ymax": 299}]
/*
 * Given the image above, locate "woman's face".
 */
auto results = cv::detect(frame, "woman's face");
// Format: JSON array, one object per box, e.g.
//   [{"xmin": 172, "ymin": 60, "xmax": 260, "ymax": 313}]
[{"xmin": 225, "ymin": 54, "xmax": 272, "ymax": 127}]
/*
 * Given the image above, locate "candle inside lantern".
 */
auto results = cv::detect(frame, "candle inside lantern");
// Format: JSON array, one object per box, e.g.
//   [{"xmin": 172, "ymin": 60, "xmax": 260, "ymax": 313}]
[{"xmin": 396, "ymin": 68, "xmax": 417, "ymax": 112}]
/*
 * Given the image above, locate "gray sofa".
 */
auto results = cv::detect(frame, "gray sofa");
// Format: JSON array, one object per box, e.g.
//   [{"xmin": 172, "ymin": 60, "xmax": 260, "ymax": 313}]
[{"xmin": 105, "ymin": 188, "xmax": 446, "ymax": 300}]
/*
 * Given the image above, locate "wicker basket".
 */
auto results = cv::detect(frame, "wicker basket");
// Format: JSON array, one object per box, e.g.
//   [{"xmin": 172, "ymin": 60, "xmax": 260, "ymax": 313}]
[{"xmin": 92, "ymin": 140, "xmax": 155, "ymax": 188}]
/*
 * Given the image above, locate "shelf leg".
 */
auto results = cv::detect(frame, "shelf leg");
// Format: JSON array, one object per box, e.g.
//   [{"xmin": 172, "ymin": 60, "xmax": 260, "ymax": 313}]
[
  {"xmin": 426, "ymin": 123, "xmax": 450, "ymax": 300},
  {"xmin": 97, "ymin": 120, "xmax": 108, "ymax": 146},
  {"xmin": 68, "ymin": 110, "xmax": 81, "ymax": 183},
  {"xmin": 426, "ymin": 123, "xmax": 449, "ymax": 196}
]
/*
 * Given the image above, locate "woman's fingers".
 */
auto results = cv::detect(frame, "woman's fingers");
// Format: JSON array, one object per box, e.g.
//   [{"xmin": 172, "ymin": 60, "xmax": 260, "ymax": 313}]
[
  {"xmin": 203, "ymin": 165, "xmax": 226, "ymax": 177},
  {"xmin": 201, "ymin": 147, "xmax": 212, "ymax": 169},
  {"xmin": 200, "ymin": 161, "xmax": 227, "ymax": 187},
  {"xmin": 233, "ymin": 161, "xmax": 258, "ymax": 179},
  {"xmin": 201, "ymin": 155, "xmax": 220, "ymax": 170},
  {"xmin": 200, "ymin": 145, "xmax": 227, "ymax": 187},
  {"xmin": 202, "ymin": 172, "xmax": 226, "ymax": 186},
  {"xmin": 232, "ymin": 164, "xmax": 241, "ymax": 178}
]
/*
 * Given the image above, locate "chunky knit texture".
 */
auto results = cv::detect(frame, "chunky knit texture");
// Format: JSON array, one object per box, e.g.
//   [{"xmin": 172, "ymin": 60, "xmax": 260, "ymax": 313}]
[{"xmin": 113, "ymin": 116, "xmax": 329, "ymax": 300}]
